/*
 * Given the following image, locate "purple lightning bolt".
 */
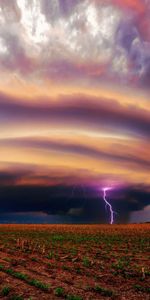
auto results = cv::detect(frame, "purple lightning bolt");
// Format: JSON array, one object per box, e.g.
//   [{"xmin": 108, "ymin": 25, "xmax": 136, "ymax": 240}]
[{"xmin": 102, "ymin": 187, "xmax": 114, "ymax": 224}]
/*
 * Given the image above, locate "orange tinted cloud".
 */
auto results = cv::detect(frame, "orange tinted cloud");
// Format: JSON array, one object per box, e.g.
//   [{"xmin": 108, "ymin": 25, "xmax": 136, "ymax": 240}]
[{"xmin": 113, "ymin": 0, "xmax": 145, "ymax": 13}]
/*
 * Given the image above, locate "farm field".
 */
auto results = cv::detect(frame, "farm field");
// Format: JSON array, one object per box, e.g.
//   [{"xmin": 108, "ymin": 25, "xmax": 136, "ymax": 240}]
[{"xmin": 0, "ymin": 224, "xmax": 149, "ymax": 300}]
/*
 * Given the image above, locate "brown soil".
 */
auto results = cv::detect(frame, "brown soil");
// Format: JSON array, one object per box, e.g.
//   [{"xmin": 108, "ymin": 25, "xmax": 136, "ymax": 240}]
[{"xmin": 0, "ymin": 224, "xmax": 149, "ymax": 300}]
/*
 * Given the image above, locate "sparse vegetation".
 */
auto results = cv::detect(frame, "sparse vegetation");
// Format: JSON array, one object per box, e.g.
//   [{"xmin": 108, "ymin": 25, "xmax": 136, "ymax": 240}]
[
  {"xmin": 10, "ymin": 295, "xmax": 24, "ymax": 300},
  {"xmin": 134, "ymin": 284, "xmax": 150, "ymax": 294},
  {"xmin": 0, "ymin": 224, "xmax": 149, "ymax": 300},
  {"xmin": 94, "ymin": 285, "xmax": 114, "ymax": 297},
  {"xmin": 1, "ymin": 286, "xmax": 11, "ymax": 296},
  {"xmin": 82, "ymin": 256, "xmax": 91, "ymax": 267},
  {"xmin": 54, "ymin": 287, "xmax": 65, "ymax": 297},
  {"xmin": 0, "ymin": 264, "xmax": 49, "ymax": 291}
]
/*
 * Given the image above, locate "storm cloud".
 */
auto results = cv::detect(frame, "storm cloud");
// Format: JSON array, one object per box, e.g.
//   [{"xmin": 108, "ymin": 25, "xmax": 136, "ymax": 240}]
[
  {"xmin": 0, "ymin": 1, "xmax": 149, "ymax": 223},
  {"xmin": 0, "ymin": 182, "xmax": 149, "ymax": 223}
]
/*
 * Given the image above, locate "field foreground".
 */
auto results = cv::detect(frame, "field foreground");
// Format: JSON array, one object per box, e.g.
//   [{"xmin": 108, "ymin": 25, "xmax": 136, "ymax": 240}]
[{"xmin": 0, "ymin": 224, "xmax": 149, "ymax": 300}]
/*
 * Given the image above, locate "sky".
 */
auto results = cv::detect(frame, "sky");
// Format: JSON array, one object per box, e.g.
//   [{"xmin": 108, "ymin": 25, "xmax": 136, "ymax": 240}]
[{"xmin": 0, "ymin": 0, "xmax": 150, "ymax": 224}]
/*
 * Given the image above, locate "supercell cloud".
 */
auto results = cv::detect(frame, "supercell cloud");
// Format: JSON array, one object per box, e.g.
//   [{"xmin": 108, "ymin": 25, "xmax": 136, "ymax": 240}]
[{"xmin": 0, "ymin": 0, "xmax": 150, "ymax": 223}]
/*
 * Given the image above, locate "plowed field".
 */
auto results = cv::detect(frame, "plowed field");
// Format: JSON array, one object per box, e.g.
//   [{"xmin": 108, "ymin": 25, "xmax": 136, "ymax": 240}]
[{"xmin": 0, "ymin": 224, "xmax": 149, "ymax": 300}]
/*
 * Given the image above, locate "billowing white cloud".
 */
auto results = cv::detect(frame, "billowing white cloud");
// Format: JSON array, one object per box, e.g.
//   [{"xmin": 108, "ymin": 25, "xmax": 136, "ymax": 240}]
[
  {"xmin": 0, "ymin": 0, "xmax": 149, "ymax": 86},
  {"xmin": 0, "ymin": 1, "xmax": 122, "ymax": 74}
]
